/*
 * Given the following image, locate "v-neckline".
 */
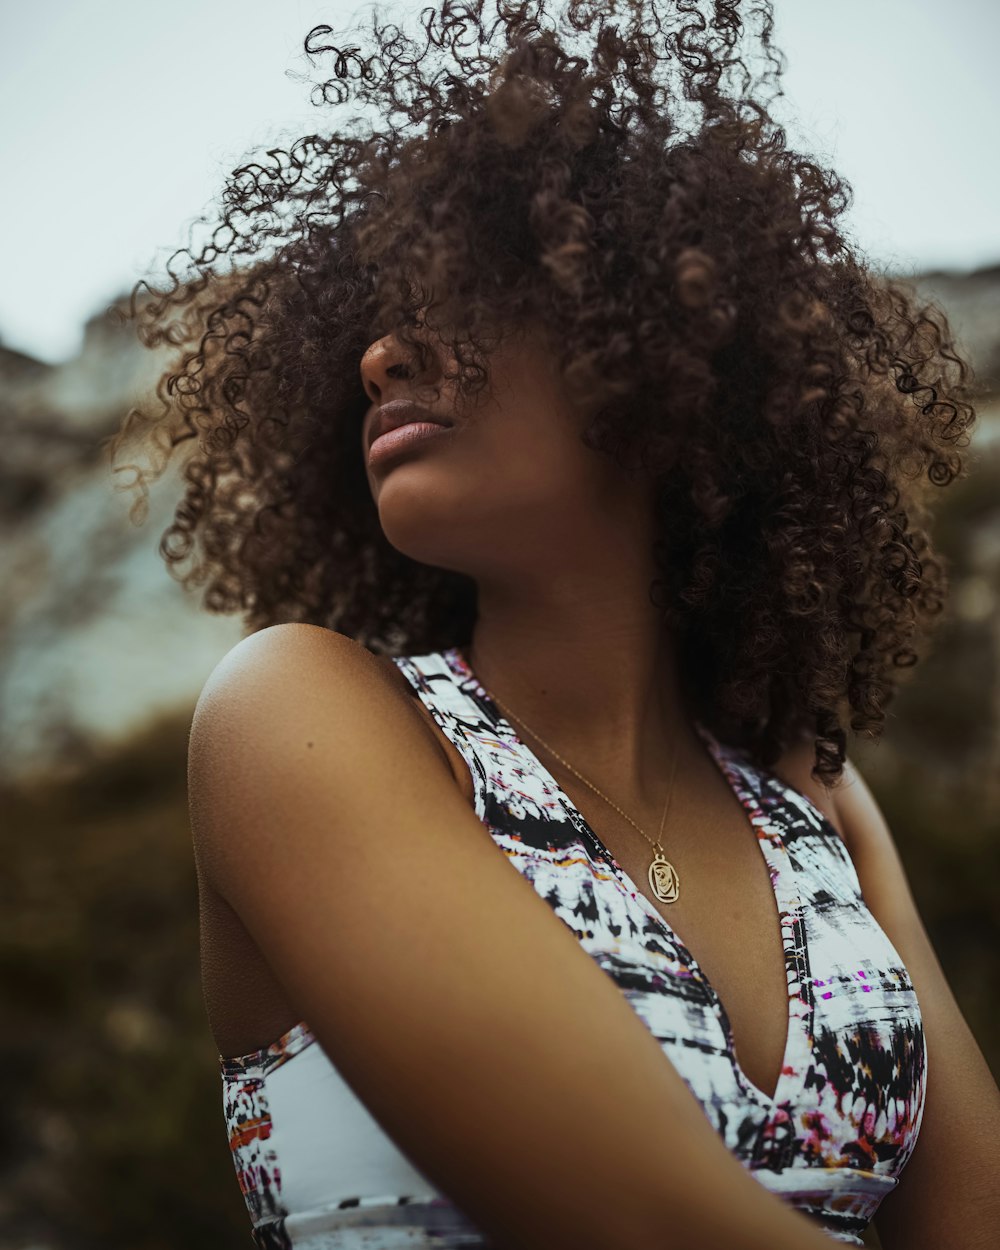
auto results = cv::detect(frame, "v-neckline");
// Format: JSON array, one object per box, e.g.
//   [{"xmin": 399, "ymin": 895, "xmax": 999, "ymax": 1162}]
[{"xmin": 442, "ymin": 645, "xmax": 806, "ymax": 1109}]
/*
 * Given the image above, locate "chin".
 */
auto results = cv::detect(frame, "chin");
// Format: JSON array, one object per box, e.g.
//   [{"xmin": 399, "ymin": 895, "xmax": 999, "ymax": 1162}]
[{"xmin": 374, "ymin": 476, "xmax": 463, "ymax": 567}]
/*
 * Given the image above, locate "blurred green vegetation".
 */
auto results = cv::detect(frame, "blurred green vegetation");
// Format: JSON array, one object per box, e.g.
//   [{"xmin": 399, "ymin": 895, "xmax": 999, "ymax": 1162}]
[
  {"xmin": 1, "ymin": 447, "xmax": 997, "ymax": 1249},
  {"xmin": 0, "ymin": 715, "xmax": 250, "ymax": 1249}
]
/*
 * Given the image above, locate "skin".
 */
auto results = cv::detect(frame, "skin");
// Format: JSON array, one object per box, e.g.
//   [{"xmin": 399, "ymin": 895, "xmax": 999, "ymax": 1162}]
[
  {"xmin": 362, "ymin": 314, "xmax": 1000, "ymax": 1244},
  {"xmin": 192, "ymin": 622, "xmax": 842, "ymax": 1250},
  {"xmin": 192, "ymin": 315, "xmax": 1000, "ymax": 1249},
  {"xmin": 359, "ymin": 312, "xmax": 806, "ymax": 1103},
  {"xmin": 360, "ymin": 312, "xmax": 693, "ymax": 825}
]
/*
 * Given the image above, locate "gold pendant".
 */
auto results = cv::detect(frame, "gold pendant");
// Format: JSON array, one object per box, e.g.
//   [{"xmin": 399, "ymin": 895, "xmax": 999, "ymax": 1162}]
[{"xmin": 648, "ymin": 850, "xmax": 680, "ymax": 903}]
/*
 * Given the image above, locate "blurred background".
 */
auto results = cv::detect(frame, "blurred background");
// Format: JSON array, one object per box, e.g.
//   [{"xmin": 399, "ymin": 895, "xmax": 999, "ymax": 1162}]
[{"xmin": 1, "ymin": 1, "xmax": 997, "ymax": 1247}]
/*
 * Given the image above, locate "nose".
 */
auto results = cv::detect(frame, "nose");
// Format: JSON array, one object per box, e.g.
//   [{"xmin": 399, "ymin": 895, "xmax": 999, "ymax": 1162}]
[{"xmin": 359, "ymin": 326, "xmax": 442, "ymax": 409}]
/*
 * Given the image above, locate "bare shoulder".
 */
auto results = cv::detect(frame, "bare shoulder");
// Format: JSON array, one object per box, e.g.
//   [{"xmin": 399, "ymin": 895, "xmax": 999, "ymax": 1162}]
[
  {"xmin": 773, "ymin": 733, "xmax": 934, "ymax": 938},
  {"xmin": 827, "ymin": 750, "xmax": 954, "ymax": 976},
  {"xmin": 188, "ymin": 622, "xmax": 448, "ymax": 889},
  {"xmin": 827, "ymin": 752, "xmax": 923, "ymax": 930},
  {"xmin": 772, "ymin": 734, "xmax": 930, "ymax": 944},
  {"xmin": 192, "ymin": 622, "xmax": 398, "ymax": 739},
  {"xmin": 769, "ymin": 734, "xmax": 848, "ymax": 841}
]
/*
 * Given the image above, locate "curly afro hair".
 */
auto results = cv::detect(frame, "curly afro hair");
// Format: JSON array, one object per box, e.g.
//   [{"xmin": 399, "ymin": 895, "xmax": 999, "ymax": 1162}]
[{"xmin": 109, "ymin": 0, "xmax": 980, "ymax": 786}]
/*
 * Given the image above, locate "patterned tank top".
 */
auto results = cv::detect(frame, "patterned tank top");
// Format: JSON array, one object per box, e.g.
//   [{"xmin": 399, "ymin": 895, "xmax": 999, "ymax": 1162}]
[{"xmin": 219, "ymin": 646, "xmax": 927, "ymax": 1248}]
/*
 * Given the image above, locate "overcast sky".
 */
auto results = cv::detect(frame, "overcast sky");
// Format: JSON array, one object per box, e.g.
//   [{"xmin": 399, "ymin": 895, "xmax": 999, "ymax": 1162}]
[{"xmin": 1, "ymin": 0, "xmax": 996, "ymax": 365}]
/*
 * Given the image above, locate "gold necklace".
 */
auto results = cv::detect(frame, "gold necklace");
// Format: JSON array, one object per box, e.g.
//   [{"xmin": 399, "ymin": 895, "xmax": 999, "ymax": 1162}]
[{"xmin": 473, "ymin": 665, "xmax": 683, "ymax": 905}]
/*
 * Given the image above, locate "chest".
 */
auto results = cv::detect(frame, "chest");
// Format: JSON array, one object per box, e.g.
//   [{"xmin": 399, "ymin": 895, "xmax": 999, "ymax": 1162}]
[
  {"xmin": 425, "ymin": 687, "xmax": 801, "ymax": 1103},
  {"xmin": 558, "ymin": 771, "xmax": 796, "ymax": 1104}
]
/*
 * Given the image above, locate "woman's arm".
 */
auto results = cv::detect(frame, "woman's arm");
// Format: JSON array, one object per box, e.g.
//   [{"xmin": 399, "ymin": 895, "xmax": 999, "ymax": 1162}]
[
  {"xmin": 832, "ymin": 756, "xmax": 1000, "ymax": 1250},
  {"xmin": 189, "ymin": 623, "xmax": 837, "ymax": 1250}
]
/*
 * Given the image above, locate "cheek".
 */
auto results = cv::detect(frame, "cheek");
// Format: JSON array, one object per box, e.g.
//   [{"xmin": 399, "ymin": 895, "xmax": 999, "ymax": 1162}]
[{"xmin": 465, "ymin": 412, "xmax": 585, "ymax": 501}]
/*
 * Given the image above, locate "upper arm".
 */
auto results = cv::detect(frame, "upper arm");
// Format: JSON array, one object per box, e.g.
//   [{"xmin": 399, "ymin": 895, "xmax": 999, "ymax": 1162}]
[
  {"xmin": 832, "ymin": 755, "xmax": 1000, "ymax": 1250},
  {"xmin": 188, "ymin": 624, "xmax": 838, "ymax": 1250}
]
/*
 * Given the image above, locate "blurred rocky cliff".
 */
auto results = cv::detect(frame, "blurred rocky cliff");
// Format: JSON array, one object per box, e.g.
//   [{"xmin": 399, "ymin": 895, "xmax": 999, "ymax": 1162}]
[
  {"xmin": 0, "ymin": 305, "xmax": 244, "ymax": 785},
  {"xmin": 1, "ymin": 265, "xmax": 998, "ymax": 786}
]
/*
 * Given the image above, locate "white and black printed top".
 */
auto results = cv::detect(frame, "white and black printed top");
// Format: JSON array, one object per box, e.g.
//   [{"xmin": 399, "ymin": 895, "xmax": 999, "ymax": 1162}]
[{"xmin": 220, "ymin": 646, "xmax": 927, "ymax": 1248}]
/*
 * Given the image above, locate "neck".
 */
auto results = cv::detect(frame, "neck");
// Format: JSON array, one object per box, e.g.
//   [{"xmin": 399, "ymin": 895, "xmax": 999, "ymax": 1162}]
[{"xmin": 463, "ymin": 567, "xmax": 691, "ymax": 812}]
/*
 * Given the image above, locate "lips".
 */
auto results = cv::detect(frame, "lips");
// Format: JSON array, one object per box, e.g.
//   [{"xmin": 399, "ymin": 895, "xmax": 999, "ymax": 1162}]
[{"xmin": 367, "ymin": 400, "xmax": 453, "ymax": 450}]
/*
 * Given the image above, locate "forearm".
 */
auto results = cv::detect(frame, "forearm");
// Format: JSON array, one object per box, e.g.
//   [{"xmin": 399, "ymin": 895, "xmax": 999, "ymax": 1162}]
[
  {"xmin": 485, "ymin": 1148, "xmax": 846, "ymax": 1250},
  {"xmin": 630, "ymin": 1168, "xmax": 848, "ymax": 1250}
]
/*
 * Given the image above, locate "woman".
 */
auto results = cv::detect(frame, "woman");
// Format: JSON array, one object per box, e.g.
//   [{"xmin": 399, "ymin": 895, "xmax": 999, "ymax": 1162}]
[{"xmin": 112, "ymin": 1, "xmax": 999, "ymax": 1246}]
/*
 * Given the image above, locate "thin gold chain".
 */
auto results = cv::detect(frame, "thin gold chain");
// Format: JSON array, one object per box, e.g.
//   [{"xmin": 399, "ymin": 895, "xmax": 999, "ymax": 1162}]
[{"xmin": 480, "ymin": 682, "xmax": 681, "ymax": 857}]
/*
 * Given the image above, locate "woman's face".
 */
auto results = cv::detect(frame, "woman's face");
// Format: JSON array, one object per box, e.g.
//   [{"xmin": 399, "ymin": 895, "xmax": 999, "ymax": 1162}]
[{"xmin": 359, "ymin": 314, "xmax": 652, "ymax": 586}]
